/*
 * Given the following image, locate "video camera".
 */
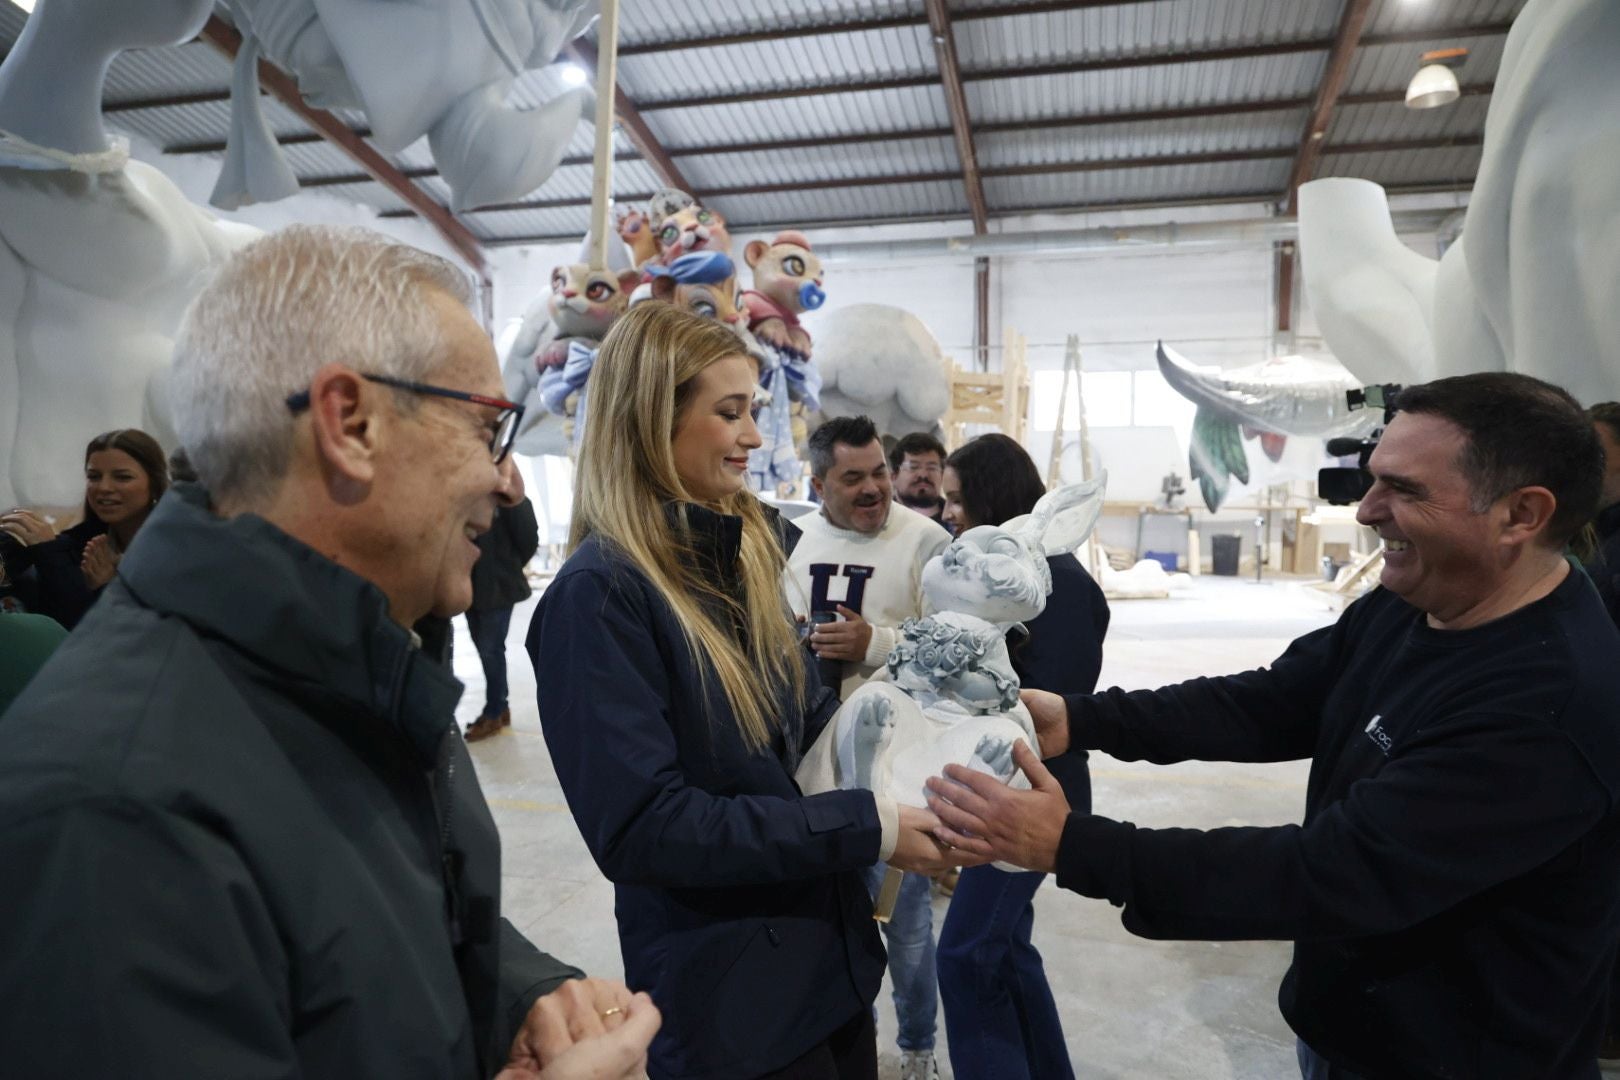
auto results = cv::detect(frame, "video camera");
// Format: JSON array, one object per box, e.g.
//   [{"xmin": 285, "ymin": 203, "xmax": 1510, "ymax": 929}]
[{"xmin": 1317, "ymin": 383, "xmax": 1403, "ymax": 505}]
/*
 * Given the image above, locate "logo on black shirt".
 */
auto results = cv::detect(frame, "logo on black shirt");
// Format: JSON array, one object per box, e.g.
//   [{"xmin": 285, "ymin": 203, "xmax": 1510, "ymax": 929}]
[{"xmin": 1364, "ymin": 714, "xmax": 1393, "ymax": 755}]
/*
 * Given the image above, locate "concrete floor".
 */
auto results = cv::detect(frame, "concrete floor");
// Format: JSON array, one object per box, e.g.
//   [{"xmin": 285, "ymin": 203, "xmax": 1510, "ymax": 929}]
[{"xmin": 454, "ymin": 574, "xmax": 1340, "ymax": 1078}]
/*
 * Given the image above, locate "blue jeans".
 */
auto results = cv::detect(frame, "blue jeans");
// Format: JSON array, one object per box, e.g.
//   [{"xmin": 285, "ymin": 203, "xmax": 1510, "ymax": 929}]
[
  {"xmin": 937, "ymin": 867, "xmax": 1073, "ymax": 1080},
  {"xmin": 865, "ymin": 866, "xmax": 937, "ymax": 1052},
  {"xmin": 465, "ymin": 606, "xmax": 513, "ymax": 718}
]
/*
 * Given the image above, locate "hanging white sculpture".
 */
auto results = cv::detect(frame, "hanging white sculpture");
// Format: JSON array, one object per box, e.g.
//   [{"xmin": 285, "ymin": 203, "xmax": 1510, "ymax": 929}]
[
  {"xmin": 1299, "ymin": 0, "xmax": 1620, "ymax": 406},
  {"xmin": 0, "ymin": 0, "xmax": 260, "ymax": 509},
  {"xmin": 214, "ymin": 0, "xmax": 598, "ymax": 212}
]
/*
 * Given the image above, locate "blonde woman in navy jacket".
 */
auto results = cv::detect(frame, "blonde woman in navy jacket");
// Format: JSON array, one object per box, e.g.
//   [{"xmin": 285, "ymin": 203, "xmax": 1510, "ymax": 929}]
[{"xmin": 528, "ymin": 303, "xmax": 962, "ymax": 1080}]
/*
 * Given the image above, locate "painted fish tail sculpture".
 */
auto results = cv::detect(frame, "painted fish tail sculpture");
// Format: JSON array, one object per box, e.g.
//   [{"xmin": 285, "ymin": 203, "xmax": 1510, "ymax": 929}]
[{"xmin": 1157, "ymin": 341, "xmax": 1375, "ymax": 511}]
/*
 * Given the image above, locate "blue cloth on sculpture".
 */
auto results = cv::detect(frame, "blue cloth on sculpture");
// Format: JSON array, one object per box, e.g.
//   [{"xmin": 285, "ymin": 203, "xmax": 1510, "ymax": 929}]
[
  {"xmin": 538, "ymin": 339, "xmax": 596, "ymax": 415},
  {"xmin": 646, "ymin": 250, "xmax": 736, "ymax": 284},
  {"xmin": 536, "ymin": 339, "xmax": 598, "ymax": 452},
  {"xmin": 783, "ymin": 351, "xmax": 823, "ymax": 413},
  {"xmin": 748, "ymin": 350, "xmax": 801, "ymax": 491}
]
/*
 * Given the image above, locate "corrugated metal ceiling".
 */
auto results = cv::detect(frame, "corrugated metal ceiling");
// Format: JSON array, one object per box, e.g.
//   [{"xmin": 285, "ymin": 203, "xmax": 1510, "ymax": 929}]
[{"xmin": 0, "ymin": 0, "xmax": 1525, "ymax": 250}]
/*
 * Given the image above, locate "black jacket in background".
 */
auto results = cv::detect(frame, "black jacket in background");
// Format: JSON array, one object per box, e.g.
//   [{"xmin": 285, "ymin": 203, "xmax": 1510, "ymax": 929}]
[
  {"xmin": 471, "ymin": 497, "xmax": 540, "ymax": 612},
  {"xmin": 1013, "ymin": 554, "xmax": 1110, "ymax": 803},
  {"xmin": 529, "ymin": 502, "xmax": 886, "ymax": 1080},
  {"xmin": 0, "ymin": 484, "xmax": 580, "ymax": 1078},
  {"xmin": 1055, "ymin": 568, "xmax": 1620, "ymax": 1079},
  {"xmin": 1585, "ymin": 501, "xmax": 1620, "ymax": 626},
  {"xmin": 0, "ymin": 516, "xmax": 105, "ymax": 628}
]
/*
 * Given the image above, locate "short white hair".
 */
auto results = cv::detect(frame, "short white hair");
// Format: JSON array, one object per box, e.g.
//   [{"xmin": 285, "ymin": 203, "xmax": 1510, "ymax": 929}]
[{"xmin": 170, "ymin": 224, "xmax": 473, "ymax": 501}]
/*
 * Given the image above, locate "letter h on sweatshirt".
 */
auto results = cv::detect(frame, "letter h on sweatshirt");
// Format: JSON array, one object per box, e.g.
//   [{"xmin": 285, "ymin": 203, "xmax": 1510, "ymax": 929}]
[{"xmin": 808, "ymin": 563, "xmax": 876, "ymax": 616}]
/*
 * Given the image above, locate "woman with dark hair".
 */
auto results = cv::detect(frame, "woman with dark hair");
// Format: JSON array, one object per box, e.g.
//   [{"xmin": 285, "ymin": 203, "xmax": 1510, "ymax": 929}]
[
  {"xmin": 935, "ymin": 433, "xmax": 1110, "ymax": 1080},
  {"xmin": 0, "ymin": 428, "xmax": 168, "ymax": 628}
]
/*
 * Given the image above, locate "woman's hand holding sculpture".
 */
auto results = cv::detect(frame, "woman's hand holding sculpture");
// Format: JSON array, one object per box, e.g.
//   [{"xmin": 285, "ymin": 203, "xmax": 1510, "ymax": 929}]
[
  {"xmin": 0, "ymin": 508, "xmax": 56, "ymax": 546},
  {"xmin": 924, "ymin": 742, "xmax": 1071, "ymax": 873},
  {"xmin": 890, "ymin": 803, "xmax": 984, "ymax": 876},
  {"xmin": 1020, "ymin": 688, "xmax": 1071, "ymax": 759},
  {"xmin": 80, "ymin": 534, "xmax": 120, "ymax": 589}
]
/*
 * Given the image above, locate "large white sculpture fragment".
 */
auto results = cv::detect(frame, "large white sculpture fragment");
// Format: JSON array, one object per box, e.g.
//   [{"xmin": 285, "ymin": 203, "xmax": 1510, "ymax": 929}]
[
  {"xmin": 0, "ymin": 0, "xmax": 260, "ymax": 509},
  {"xmin": 812, "ymin": 303, "xmax": 951, "ymax": 439},
  {"xmin": 796, "ymin": 477, "xmax": 1106, "ymax": 848},
  {"xmin": 1300, "ymin": 0, "xmax": 1620, "ymax": 406},
  {"xmin": 219, "ymin": 0, "xmax": 598, "ymax": 212}
]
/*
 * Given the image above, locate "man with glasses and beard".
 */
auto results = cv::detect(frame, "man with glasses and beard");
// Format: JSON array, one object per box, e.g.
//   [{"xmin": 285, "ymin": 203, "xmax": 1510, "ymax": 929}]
[
  {"xmin": 786, "ymin": 415, "xmax": 952, "ymax": 1080},
  {"xmin": 889, "ymin": 433, "xmax": 948, "ymax": 525}
]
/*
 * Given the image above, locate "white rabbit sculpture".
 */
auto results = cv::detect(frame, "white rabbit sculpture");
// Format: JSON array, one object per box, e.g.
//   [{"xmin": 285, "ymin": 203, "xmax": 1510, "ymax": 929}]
[{"xmin": 795, "ymin": 473, "xmax": 1107, "ymax": 829}]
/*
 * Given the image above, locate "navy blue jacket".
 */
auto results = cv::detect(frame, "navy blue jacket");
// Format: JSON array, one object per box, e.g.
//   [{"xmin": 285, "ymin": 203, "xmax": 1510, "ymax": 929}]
[
  {"xmin": 1012, "ymin": 555, "xmax": 1110, "ymax": 807},
  {"xmin": 528, "ymin": 503, "xmax": 886, "ymax": 1080}
]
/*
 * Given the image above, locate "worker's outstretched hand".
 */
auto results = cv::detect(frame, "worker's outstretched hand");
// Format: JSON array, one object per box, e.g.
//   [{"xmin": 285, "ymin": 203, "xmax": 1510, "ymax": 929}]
[{"xmin": 926, "ymin": 741, "xmax": 1070, "ymax": 873}]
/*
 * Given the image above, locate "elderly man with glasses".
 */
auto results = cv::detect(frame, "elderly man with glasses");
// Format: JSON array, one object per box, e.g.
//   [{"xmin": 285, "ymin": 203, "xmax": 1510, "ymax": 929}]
[{"xmin": 0, "ymin": 226, "xmax": 658, "ymax": 1079}]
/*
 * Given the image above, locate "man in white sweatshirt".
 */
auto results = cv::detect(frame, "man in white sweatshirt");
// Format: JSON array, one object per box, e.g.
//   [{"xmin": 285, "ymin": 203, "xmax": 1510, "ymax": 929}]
[{"xmin": 784, "ymin": 415, "xmax": 951, "ymax": 1080}]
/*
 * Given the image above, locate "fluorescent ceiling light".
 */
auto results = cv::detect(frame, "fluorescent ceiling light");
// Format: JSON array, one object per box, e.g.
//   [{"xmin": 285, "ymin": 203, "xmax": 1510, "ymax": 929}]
[
  {"xmin": 10, "ymin": 0, "xmax": 37, "ymax": 12},
  {"xmin": 1405, "ymin": 62, "xmax": 1461, "ymax": 109},
  {"xmin": 560, "ymin": 64, "xmax": 588, "ymax": 87}
]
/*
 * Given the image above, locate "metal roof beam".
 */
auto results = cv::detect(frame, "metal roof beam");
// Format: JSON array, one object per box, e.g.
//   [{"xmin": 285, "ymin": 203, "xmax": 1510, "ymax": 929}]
[
  {"xmin": 617, "ymin": 1, "xmax": 1234, "ymax": 56},
  {"xmin": 103, "ymin": 88, "xmax": 231, "ymax": 113},
  {"xmin": 379, "ymin": 135, "xmax": 1479, "ymax": 218},
  {"xmin": 631, "ymin": 22, "xmax": 1512, "ymax": 112},
  {"xmin": 165, "ymin": 129, "xmax": 366, "ymax": 155},
  {"xmin": 1279, "ymin": 0, "xmax": 1374, "ymax": 335},
  {"xmin": 923, "ymin": 0, "xmax": 987, "ymax": 233},
  {"xmin": 564, "ymin": 39, "xmax": 690, "ymax": 192},
  {"xmin": 1288, "ymin": 0, "xmax": 1376, "ymax": 211},
  {"xmin": 195, "ymin": 16, "xmax": 486, "ymax": 272},
  {"xmin": 660, "ymin": 84, "xmax": 1491, "ymax": 158},
  {"xmin": 479, "ymin": 181, "xmax": 1476, "ymax": 247}
]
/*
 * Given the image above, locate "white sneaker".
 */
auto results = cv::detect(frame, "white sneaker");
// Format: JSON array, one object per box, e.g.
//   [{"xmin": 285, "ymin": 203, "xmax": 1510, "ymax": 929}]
[{"xmin": 898, "ymin": 1049, "xmax": 940, "ymax": 1080}]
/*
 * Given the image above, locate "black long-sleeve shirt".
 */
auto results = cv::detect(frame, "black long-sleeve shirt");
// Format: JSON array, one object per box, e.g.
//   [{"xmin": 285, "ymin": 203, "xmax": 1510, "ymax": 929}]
[{"xmin": 1054, "ymin": 566, "xmax": 1620, "ymax": 1079}]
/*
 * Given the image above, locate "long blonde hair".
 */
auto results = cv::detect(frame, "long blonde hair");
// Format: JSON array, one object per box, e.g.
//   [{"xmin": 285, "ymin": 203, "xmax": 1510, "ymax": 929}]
[{"xmin": 572, "ymin": 303, "xmax": 806, "ymax": 751}]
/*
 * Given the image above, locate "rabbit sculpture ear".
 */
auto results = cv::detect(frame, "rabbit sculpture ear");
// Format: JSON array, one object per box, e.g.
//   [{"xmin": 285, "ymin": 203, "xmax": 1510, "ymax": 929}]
[{"xmin": 1004, "ymin": 471, "xmax": 1108, "ymax": 558}]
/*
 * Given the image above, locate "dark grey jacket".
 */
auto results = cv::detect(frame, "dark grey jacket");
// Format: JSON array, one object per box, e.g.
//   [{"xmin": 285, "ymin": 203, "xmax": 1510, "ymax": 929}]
[
  {"xmin": 0, "ymin": 484, "xmax": 580, "ymax": 1078},
  {"xmin": 471, "ymin": 498, "xmax": 540, "ymax": 612}
]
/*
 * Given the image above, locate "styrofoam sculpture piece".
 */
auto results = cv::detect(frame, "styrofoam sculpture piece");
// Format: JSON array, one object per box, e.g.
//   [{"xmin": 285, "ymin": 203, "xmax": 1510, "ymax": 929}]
[
  {"xmin": 796, "ymin": 476, "xmax": 1107, "ymax": 858},
  {"xmin": 501, "ymin": 232, "xmax": 636, "ymax": 458},
  {"xmin": 1155, "ymin": 341, "xmax": 1378, "ymax": 511},
  {"xmin": 740, "ymin": 232, "xmax": 827, "ymax": 493},
  {"xmin": 812, "ymin": 303, "xmax": 951, "ymax": 440},
  {"xmin": 216, "ymin": 0, "xmax": 598, "ymax": 212},
  {"xmin": 1300, "ymin": 0, "xmax": 1620, "ymax": 407},
  {"xmin": 0, "ymin": 0, "xmax": 261, "ymax": 509},
  {"xmin": 1297, "ymin": 179, "xmax": 1438, "ymax": 390}
]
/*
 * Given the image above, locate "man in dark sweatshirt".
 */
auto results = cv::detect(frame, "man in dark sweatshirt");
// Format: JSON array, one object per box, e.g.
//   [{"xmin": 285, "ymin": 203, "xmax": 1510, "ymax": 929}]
[{"xmin": 927, "ymin": 373, "xmax": 1620, "ymax": 1080}]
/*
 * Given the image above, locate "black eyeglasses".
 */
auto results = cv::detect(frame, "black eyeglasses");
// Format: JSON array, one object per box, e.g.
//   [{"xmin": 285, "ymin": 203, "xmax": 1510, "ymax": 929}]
[{"xmin": 286, "ymin": 374, "xmax": 525, "ymax": 465}]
